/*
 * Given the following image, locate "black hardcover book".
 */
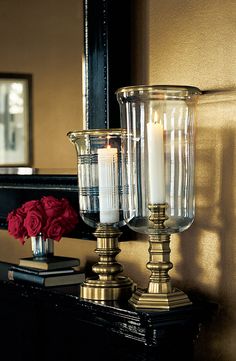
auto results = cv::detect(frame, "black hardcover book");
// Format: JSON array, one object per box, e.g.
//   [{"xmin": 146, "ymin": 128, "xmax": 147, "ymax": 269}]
[
  {"xmin": 19, "ymin": 256, "xmax": 80, "ymax": 270},
  {"xmin": 8, "ymin": 268, "xmax": 85, "ymax": 287},
  {"xmin": 10, "ymin": 265, "xmax": 76, "ymax": 276}
]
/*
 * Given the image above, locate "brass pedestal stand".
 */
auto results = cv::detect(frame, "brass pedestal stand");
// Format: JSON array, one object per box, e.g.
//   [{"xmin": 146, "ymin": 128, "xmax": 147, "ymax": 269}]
[
  {"xmin": 129, "ymin": 204, "xmax": 192, "ymax": 310},
  {"xmin": 81, "ymin": 225, "xmax": 134, "ymax": 301}
]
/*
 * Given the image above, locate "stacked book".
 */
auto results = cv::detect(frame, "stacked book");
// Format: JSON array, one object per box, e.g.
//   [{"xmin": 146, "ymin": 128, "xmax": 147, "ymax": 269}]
[{"xmin": 8, "ymin": 256, "xmax": 85, "ymax": 287}]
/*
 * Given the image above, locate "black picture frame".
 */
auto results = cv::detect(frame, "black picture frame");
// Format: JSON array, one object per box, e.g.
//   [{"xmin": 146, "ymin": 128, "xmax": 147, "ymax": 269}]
[
  {"xmin": 0, "ymin": 0, "xmax": 134, "ymax": 239},
  {"xmin": 84, "ymin": 0, "xmax": 132, "ymax": 129}
]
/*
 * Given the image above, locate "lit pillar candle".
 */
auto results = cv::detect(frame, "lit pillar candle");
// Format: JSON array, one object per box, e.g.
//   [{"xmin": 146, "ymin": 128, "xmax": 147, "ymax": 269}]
[
  {"xmin": 97, "ymin": 146, "xmax": 119, "ymax": 223},
  {"xmin": 147, "ymin": 118, "xmax": 166, "ymax": 204}
]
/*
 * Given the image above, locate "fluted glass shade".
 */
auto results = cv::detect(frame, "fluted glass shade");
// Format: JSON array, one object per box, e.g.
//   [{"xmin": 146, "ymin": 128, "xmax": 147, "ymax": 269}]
[{"xmin": 67, "ymin": 129, "xmax": 125, "ymax": 229}]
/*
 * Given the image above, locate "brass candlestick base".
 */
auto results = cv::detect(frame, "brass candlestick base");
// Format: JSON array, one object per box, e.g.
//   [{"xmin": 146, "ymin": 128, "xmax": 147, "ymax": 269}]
[
  {"xmin": 81, "ymin": 224, "xmax": 134, "ymax": 301},
  {"xmin": 129, "ymin": 204, "xmax": 192, "ymax": 310}
]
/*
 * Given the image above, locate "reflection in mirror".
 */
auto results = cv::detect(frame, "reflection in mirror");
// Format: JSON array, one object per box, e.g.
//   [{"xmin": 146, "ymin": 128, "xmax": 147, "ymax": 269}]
[
  {"xmin": 0, "ymin": 74, "xmax": 31, "ymax": 167},
  {"xmin": 0, "ymin": 0, "xmax": 84, "ymax": 172},
  {"xmin": 0, "ymin": 168, "xmax": 77, "ymax": 175}
]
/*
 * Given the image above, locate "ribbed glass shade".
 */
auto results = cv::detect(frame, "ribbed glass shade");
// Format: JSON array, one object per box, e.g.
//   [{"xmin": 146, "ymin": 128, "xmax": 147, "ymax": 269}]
[
  {"xmin": 116, "ymin": 85, "xmax": 201, "ymax": 234},
  {"xmin": 67, "ymin": 129, "xmax": 125, "ymax": 228}
]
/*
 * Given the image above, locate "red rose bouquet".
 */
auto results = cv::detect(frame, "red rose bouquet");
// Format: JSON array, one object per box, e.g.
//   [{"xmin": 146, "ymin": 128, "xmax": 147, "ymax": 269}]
[{"xmin": 7, "ymin": 196, "xmax": 79, "ymax": 245}]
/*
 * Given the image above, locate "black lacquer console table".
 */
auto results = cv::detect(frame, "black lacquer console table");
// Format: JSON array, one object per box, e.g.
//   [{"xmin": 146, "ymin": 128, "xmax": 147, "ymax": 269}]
[{"xmin": 0, "ymin": 262, "xmax": 211, "ymax": 361}]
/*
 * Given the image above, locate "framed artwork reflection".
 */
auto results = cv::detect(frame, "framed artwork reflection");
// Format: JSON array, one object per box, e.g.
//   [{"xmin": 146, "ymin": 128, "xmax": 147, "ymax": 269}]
[{"xmin": 0, "ymin": 73, "xmax": 32, "ymax": 166}]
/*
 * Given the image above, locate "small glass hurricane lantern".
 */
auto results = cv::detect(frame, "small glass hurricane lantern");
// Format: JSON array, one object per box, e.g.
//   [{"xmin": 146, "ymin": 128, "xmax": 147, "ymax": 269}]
[
  {"xmin": 68, "ymin": 129, "xmax": 134, "ymax": 301},
  {"xmin": 116, "ymin": 85, "xmax": 201, "ymax": 310}
]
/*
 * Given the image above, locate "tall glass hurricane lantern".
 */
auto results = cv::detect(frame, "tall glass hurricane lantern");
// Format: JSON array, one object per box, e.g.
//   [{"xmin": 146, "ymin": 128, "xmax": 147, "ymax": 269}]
[
  {"xmin": 67, "ymin": 129, "xmax": 134, "ymax": 301},
  {"xmin": 116, "ymin": 85, "xmax": 201, "ymax": 309}
]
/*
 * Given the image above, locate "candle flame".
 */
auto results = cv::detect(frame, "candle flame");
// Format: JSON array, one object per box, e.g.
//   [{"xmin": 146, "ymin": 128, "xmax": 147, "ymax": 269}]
[
  {"xmin": 154, "ymin": 111, "xmax": 159, "ymax": 124},
  {"xmin": 107, "ymin": 135, "xmax": 111, "ymax": 148}
]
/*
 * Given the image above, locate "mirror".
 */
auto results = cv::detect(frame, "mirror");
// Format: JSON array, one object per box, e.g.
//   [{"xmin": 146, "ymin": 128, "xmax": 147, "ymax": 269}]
[
  {"xmin": 0, "ymin": 0, "xmax": 134, "ymax": 237},
  {"xmin": 0, "ymin": 0, "xmax": 84, "ymax": 172}
]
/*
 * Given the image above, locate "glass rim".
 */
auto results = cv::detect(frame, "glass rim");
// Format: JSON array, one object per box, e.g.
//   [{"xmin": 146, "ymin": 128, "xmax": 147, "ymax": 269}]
[
  {"xmin": 67, "ymin": 128, "xmax": 125, "ymax": 139},
  {"xmin": 116, "ymin": 84, "xmax": 202, "ymax": 96}
]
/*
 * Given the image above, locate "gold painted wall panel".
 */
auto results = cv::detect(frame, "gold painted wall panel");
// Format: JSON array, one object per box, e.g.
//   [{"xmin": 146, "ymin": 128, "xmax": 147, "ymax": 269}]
[{"xmin": 148, "ymin": 0, "xmax": 236, "ymax": 90}]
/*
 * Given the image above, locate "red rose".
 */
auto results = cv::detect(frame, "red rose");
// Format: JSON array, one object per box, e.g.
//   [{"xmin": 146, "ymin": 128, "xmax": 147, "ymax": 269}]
[
  {"xmin": 44, "ymin": 218, "xmax": 66, "ymax": 241},
  {"xmin": 7, "ymin": 196, "xmax": 78, "ymax": 243},
  {"xmin": 60, "ymin": 206, "xmax": 78, "ymax": 232},
  {"xmin": 22, "ymin": 200, "xmax": 43, "ymax": 213},
  {"xmin": 23, "ymin": 209, "xmax": 45, "ymax": 237},
  {"xmin": 7, "ymin": 209, "xmax": 27, "ymax": 245},
  {"xmin": 41, "ymin": 196, "xmax": 64, "ymax": 218}
]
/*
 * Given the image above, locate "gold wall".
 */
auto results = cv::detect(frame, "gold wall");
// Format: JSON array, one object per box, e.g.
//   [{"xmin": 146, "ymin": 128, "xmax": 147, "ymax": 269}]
[
  {"xmin": 0, "ymin": 1, "xmax": 236, "ymax": 360},
  {"xmin": 146, "ymin": 1, "xmax": 236, "ymax": 359}
]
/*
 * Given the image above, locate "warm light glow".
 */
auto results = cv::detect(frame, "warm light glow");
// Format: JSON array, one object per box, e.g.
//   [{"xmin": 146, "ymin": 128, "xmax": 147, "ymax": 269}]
[{"xmin": 154, "ymin": 111, "xmax": 158, "ymax": 124}]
